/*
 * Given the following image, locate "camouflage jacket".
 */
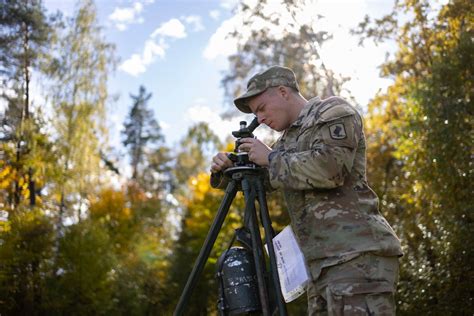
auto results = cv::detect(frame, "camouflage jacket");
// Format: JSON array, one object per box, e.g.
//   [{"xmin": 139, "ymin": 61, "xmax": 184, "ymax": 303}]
[{"xmin": 268, "ymin": 96, "xmax": 403, "ymax": 268}]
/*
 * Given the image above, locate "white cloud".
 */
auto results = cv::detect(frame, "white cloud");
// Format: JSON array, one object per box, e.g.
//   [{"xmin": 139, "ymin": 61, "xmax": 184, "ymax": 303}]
[
  {"xmin": 119, "ymin": 54, "xmax": 147, "ymax": 76},
  {"xmin": 151, "ymin": 18, "xmax": 187, "ymax": 38},
  {"xmin": 185, "ymin": 105, "xmax": 247, "ymax": 141},
  {"xmin": 159, "ymin": 120, "xmax": 170, "ymax": 130},
  {"xmin": 108, "ymin": 2, "xmax": 144, "ymax": 31},
  {"xmin": 183, "ymin": 15, "xmax": 204, "ymax": 32},
  {"xmin": 203, "ymin": 0, "xmax": 294, "ymax": 60},
  {"xmin": 119, "ymin": 15, "xmax": 195, "ymax": 76},
  {"xmin": 209, "ymin": 10, "xmax": 220, "ymax": 20},
  {"xmin": 143, "ymin": 39, "xmax": 167, "ymax": 63},
  {"xmin": 203, "ymin": 18, "xmax": 240, "ymax": 60},
  {"xmin": 119, "ymin": 39, "xmax": 167, "ymax": 76}
]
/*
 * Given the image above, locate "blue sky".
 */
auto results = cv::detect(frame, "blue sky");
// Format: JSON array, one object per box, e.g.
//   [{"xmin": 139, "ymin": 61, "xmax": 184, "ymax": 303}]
[{"xmin": 42, "ymin": 0, "xmax": 397, "ymax": 150}]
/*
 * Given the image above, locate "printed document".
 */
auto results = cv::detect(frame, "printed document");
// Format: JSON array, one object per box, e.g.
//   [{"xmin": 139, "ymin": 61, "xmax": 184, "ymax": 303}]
[{"xmin": 272, "ymin": 226, "xmax": 309, "ymax": 302}]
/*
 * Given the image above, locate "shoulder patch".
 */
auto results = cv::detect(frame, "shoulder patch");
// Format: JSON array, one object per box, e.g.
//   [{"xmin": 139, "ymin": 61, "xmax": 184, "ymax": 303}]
[{"xmin": 328, "ymin": 122, "xmax": 347, "ymax": 140}]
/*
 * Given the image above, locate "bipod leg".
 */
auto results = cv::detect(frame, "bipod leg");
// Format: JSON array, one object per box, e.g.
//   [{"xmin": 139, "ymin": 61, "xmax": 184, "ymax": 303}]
[
  {"xmin": 242, "ymin": 177, "xmax": 271, "ymax": 316},
  {"xmin": 174, "ymin": 180, "xmax": 239, "ymax": 316},
  {"xmin": 256, "ymin": 179, "xmax": 288, "ymax": 316}
]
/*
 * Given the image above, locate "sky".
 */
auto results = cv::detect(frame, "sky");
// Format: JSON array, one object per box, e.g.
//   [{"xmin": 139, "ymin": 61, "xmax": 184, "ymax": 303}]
[{"xmin": 41, "ymin": 0, "xmax": 396, "ymax": 151}]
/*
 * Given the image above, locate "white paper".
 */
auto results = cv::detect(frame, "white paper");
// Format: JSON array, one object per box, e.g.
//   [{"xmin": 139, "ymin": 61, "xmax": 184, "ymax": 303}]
[{"xmin": 271, "ymin": 226, "xmax": 309, "ymax": 302}]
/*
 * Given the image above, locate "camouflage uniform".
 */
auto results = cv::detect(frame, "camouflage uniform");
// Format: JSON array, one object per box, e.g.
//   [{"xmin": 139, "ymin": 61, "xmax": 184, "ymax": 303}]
[
  {"xmin": 267, "ymin": 96, "xmax": 403, "ymax": 315},
  {"xmin": 214, "ymin": 66, "xmax": 403, "ymax": 315},
  {"xmin": 306, "ymin": 253, "xmax": 399, "ymax": 316}
]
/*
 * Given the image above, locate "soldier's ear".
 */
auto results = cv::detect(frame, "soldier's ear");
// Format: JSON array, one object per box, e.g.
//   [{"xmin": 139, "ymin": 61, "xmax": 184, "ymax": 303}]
[{"xmin": 277, "ymin": 85, "xmax": 290, "ymax": 100}]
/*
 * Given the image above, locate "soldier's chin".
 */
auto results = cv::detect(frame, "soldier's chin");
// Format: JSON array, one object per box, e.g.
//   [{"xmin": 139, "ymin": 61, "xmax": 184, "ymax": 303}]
[
  {"xmin": 271, "ymin": 123, "xmax": 285, "ymax": 132},
  {"xmin": 267, "ymin": 121, "xmax": 278, "ymax": 131}
]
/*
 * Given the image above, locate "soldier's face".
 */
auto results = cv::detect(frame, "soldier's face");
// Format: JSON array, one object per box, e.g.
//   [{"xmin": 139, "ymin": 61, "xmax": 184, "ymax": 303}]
[{"xmin": 248, "ymin": 87, "xmax": 292, "ymax": 132}]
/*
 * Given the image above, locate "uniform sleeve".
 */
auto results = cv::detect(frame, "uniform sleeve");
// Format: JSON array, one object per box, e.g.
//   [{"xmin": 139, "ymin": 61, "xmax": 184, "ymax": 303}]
[{"xmin": 268, "ymin": 111, "xmax": 362, "ymax": 190}]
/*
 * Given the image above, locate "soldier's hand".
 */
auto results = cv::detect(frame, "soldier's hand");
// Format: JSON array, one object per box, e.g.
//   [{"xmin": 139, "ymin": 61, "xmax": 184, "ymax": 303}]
[
  {"xmin": 239, "ymin": 138, "xmax": 272, "ymax": 167},
  {"xmin": 210, "ymin": 152, "xmax": 233, "ymax": 173}
]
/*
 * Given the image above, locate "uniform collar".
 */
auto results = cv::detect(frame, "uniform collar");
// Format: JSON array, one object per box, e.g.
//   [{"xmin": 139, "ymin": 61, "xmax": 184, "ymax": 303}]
[{"xmin": 289, "ymin": 96, "xmax": 321, "ymax": 128}]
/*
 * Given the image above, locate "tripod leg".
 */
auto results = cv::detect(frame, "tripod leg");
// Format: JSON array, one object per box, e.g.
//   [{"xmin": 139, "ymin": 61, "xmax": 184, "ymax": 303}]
[
  {"xmin": 256, "ymin": 179, "xmax": 288, "ymax": 316},
  {"xmin": 174, "ymin": 180, "xmax": 238, "ymax": 316},
  {"xmin": 242, "ymin": 177, "xmax": 271, "ymax": 316}
]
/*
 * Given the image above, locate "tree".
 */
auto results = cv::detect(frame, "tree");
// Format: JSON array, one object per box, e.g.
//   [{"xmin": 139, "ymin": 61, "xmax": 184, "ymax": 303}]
[
  {"xmin": 0, "ymin": 207, "xmax": 55, "ymax": 315},
  {"xmin": 122, "ymin": 85, "xmax": 171, "ymax": 195},
  {"xmin": 353, "ymin": 0, "xmax": 473, "ymax": 313},
  {"xmin": 45, "ymin": 0, "xmax": 116, "ymax": 222},
  {"xmin": 86, "ymin": 187, "xmax": 175, "ymax": 314},
  {"xmin": 50, "ymin": 220, "xmax": 116, "ymax": 315},
  {"xmin": 0, "ymin": 0, "xmax": 51, "ymax": 116},
  {"xmin": 0, "ymin": 0, "xmax": 54, "ymax": 208},
  {"xmin": 174, "ymin": 122, "xmax": 222, "ymax": 185},
  {"xmin": 221, "ymin": 0, "xmax": 349, "ymax": 115}
]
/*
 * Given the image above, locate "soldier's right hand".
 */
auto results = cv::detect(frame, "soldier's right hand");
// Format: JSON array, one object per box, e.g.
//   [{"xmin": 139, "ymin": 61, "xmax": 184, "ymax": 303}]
[{"xmin": 210, "ymin": 152, "xmax": 233, "ymax": 173}]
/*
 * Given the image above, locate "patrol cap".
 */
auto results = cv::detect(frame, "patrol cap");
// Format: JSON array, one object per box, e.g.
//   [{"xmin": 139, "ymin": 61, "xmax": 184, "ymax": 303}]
[{"xmin": 234, "ymin": 66, "xmax": 300, "ymax": 113}]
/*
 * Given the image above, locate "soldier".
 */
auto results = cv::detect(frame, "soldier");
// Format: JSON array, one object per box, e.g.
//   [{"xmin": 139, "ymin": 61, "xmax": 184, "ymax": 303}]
[{"xmin": 210, "ymin": 66, "xmax": 403, "ymax": 315}]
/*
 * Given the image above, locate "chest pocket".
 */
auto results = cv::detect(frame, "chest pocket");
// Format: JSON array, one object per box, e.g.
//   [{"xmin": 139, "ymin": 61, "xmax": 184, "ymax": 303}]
[
  {"xmin": 295, "ymin": 123, "xmax": 318, "ymax": 152},
  {"xmin": 277, "ymin": 129, "xmax": 300, "ymax": 153}
]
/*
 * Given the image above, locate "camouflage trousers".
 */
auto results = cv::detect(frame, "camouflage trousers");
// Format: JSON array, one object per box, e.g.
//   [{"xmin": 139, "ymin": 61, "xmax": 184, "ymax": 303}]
[{"xmin": 306, "ymin": 253, "xmax": 399, "ymax": 316}]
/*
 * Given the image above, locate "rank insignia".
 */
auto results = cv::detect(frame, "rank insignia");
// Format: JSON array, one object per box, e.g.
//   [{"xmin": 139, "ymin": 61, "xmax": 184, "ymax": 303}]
[{"xmin": 329, "ymin": 123, "xmax": 347, "ymax": 139}]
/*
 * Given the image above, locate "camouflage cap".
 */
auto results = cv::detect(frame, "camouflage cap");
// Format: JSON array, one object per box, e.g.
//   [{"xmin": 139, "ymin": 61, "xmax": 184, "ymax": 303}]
[{"xmin": 234, "ymin": 66, "xmax": 300, "ymax": 113}]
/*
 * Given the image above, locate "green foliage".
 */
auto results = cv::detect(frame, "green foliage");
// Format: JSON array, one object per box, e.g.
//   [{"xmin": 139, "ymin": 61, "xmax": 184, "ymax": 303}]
[
  {"xmin": 174, "ymin": 122, "xmax": 222, "ymax": 185},
  {"xmin": 1, "ymin": 0, "xmax": 175, "ymax": 314},
  {"xmin": 0, "ymin": 0, "xmax": 52, "ymax": 80},
  {"xmin": 88, "ymin": 187, "xmax": 172, "ymax": 315},
  {"xmin": 109, "ymin": 257, "xmax": 166, "ymax": 315},
  {"xmin": 1, "ymin": 0, "xmax": 471, "ymax": 314},
  {"xmin": 52, "ymin": 221, "xmax": 116, "ymax": 315},
  {"xmin": 356, "ymin": 0, "xmax": 473, "ymax": 313},
  {"xmin": 0, "ymin": 208, "xmax": 55, "ymax": 315},
  {"xmin": 0, "ymin": 6, "xmax": 58, "ymax": 312}
]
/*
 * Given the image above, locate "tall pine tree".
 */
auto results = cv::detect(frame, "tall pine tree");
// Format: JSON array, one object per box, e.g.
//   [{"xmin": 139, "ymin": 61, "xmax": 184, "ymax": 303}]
[
  {"xmin": 122, "ymin": 85, "xmax": 171, "ymax": 195},
  {"xmin": 0, "ymin": 0, "xmax": 53, "ymax": 209}
]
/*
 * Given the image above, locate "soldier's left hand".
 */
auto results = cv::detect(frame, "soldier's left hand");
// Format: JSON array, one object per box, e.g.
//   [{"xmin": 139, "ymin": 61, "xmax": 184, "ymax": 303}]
[{"xmin": 239, "ymin": 138, "xmax": 272, "ymax": 167}]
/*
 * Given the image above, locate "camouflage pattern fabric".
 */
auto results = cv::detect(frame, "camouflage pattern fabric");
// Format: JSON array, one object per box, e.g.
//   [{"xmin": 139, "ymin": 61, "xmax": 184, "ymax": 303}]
[
  {"xmin": 306, "ymin": 253, "xmax": 399, "ymax": 315},
  {"xmin": 234, "ymin": 65, "xmax": 300, "ymax": 113},
  {"xmin": 267, "ymin": 96, "xmax": 403, "ymax": 276}
]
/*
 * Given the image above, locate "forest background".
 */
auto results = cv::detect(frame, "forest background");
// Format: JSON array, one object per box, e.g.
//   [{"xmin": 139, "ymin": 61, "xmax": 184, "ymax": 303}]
[{"xmin": 0, "ymin": 0, "xmax": 472, "ymax": 315}]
